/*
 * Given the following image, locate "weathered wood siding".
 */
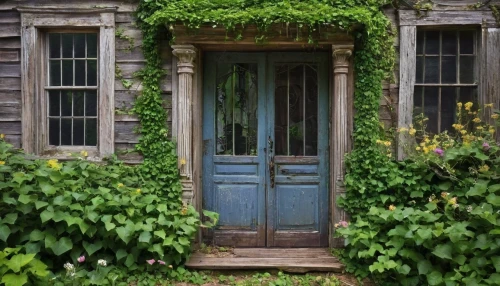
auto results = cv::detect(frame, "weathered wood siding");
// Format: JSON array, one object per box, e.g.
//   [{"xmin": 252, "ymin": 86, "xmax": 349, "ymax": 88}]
[{"xmin": 0, "ymin": 0, "xmax": 173, "ymax": 163}]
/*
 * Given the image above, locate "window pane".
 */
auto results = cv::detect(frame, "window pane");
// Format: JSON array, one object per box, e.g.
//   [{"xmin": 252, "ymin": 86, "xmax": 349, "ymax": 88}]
[
  {"xmin": 73, "ymin": 91, "xmax": 85, "ymax": 116},
  {"xmin": 61, "ymin": 119, "xmax": 72, "ymax": 145},
  {"xmin": 275, "ymin": 65, "xmax": 289, "ymax": 156},
  {"xmin": 75, "ymin": 60, "xmax": 86, "ymax": 86},
  {"xmin": 48, "ymin": 91, "xmax": 60, "ymax": 116},
  {"xmin": 425, "ymin": 31, "xmax": 440, "ymax": 54},
  {"xmin": 73, "ymin": 119, "xmax": 85, "ymax": 146},
  {"xmin": 413, "ymin": 86, "xmax": 423, "ymax": 117},
  {"xmin": 49, "ymin": 118, "xmax": 60, "ymax": 145},
  {"xmin": 442, "ymin": 31, "xmax": 457, "ymax": 55},
  {"xmin": 86, "ymin": 118, "xmax": 97, "ymax": 146},
  {"xmin": 460, "ymin": 31, "xmax": 474, "ymax": 54},
  {"xmin": 424, "ymin": 56, "xmax": 439, "ymax": 83},
  {"xmin": 423, "ymin": 87, "xmax": 439, "ymax": 134},
  {"xmin": 62, "ymin": 34, "xmax": 73, "ymax": 58},
  {"xmin": 87, "ymin": 33, "xmax": 97, "ymax": 58},
  {"xmin": 304, "ymin": 65, "xmax": 318, "ymax": 156},
  {"xmin": 459, "ymin": 87, "xmax": 478, "ymax": 104},
  {"xmin": 441, "ymin": 56, "xmax": 457, "ymax": 83},
  {"xmin": 460, "ymin": 56, "xmax": 475, "ymax": 84},
  {"xmin": 87, "ymin": 60, "xmax": 97, "ymax": 86},
  {"xmin": 74, "ymin": 34, "xmax": 86, "ymax": 58},
  {"xmin": 61, "ymin": 91, "xmax": 72, "ymax": 116},
  {"xmin": 49, "ymin": 60, "xmax": 61, "ymax": 86},
  {"xmin": 49, "ymin": 34, "xmax": 60, "ymax": 58},
  {"xmin": 416, "ymin": 31, "xmax": 424, "ymax": 54},
  {"xmin": 441, "ymin": 87, "xmax": 457, "ymax": 132},
  {"xmin": 85, "ymin": 91, "xmax": 97, "ymax": 116},
  {"xmin": 416, "ymin": 56, "xmax": 423, "ymax": 84},
  {"xmin": 62, "ymin": 60, "xmax": 73, "ymax": 86}
]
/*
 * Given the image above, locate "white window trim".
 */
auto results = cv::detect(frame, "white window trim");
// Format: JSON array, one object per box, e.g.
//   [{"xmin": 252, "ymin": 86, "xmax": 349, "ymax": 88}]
[
  {"xmin": 18, "ymin": 7, "xmax": 116, "ymax": 158},
  {"xmin": 397, "ymin": 10, "xmax": 500, "ymax": 159}
]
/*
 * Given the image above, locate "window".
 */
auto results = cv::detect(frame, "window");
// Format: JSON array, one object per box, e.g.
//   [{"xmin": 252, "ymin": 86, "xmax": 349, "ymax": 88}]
[
  {"xmin": 47, "ymin": 33, "xmax": 99, "ymax": 147},
  {"xmin": 19, "ymin": 8, "xmax": 115, "ymax": 157},
  {"xmin": 414, "ymin": 30, "xmax": 478, "ymax": 134}
]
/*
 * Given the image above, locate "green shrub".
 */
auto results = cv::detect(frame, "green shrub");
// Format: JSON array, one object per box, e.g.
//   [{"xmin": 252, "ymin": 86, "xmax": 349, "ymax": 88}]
[
  {"xmin": 0, "ymin": 138, "xmax": 217, "ymax": 279},
  {"xmin": 338, "ymin": 105, "xmax": 500, "ymax": 285},
  {"xmin": 0, "ymin": 247, "xmax": 49, "ymax": 286}
]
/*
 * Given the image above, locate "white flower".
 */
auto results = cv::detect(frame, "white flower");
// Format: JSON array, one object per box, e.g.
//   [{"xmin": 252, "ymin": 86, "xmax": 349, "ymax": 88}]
[
  {"xmin": 467, "ymin": 205, "xmax": 473, "ymax": 213},
  {"xmin": 452, "ymin": 204, "xmax": 459, "ymax": 209},
  {"xmin": 97, "ymin": 259, "xmax": 107, "ymax": 267},
  {"xmin": 63, "ymin": 262, "xmax": 75, "ymax": 271}
]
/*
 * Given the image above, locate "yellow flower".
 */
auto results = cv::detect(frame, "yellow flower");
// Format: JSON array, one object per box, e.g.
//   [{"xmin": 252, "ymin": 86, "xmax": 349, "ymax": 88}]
[
  {"xmin": 492, "ymin": 114, "xmax": 499, "ymax": 119},
  {"xmin": 80, "ymin": 150, "xmax": 88, "ymax": 157},
  {"xmin": 409, "ymin": 128, "xmax": 416, "ymax": 136},
  {"xmin": 179, "ymin": 158, "xmax": 187, "ymax": 165},
  {"xmin": 47, "ymin": 159, "xmax": 61, "ymax": 170},
  {"xmin": 472, "ymin": 118, "xmax": 481, "ymax": 123},
  {"xmin": 485, "ymin": 103, "xmax": 494, "ymax": 108},
  {"xmin": 448, "ymin": 197, "xmax": 457, "ymax": 205},
  {"xmin": 388, "ymin": 205, "xmax": 396, "ymax": 211},
  {"xmin": 460, "ymin": 130, "xmax": 467, "ymax": 135},
  {"xmin": 479, "ymin": 164, "xmax": 490, "ymax": 173},
  {"xmin": 117, "ymin": 183, "xmax": 124, "ymax": 188},
  {"xmin": 457, "ymin": 102, "xmax": 463, "ymax": 109},
  {"xmin": 465, "ymin": 102, "xmax": 473, "ymax": 111},
  {"xmin": 384, "ymin": 141, "xmax": 391, "ymax": 147},
  {"xmin": 476, "ymin": 126, "xmax": 484, "ymax": 130},
  {"xmin": 0, "ymin": 134, "xmax": 4, "ymax": 139},
  {"xmin": 0, "ymin": 161, "xmax": 5, "ymax": 165},
  {"xmin": 168, "ymin": 265, "xmax": 173, "ymax": 269},
  {"xmin": 136, "ymin": 188, "xmax": 141, "ymax": 194},
  {"xmin": 181, "ymin": 207, "xmax": 188, "ymax": 215},
  {"xmin": 489, "ymin": 128, "xmax": 495, "ymax": 135},
  {"xmin": 441, "ymin": 192, "xmax": 450, "ymax": 198},
  {"xmin": 452, "ymin": 124, "xmax": 463, "ymax": 130},
  {"xmin": 334, "ymin": 223, "xmax": 339, "ymax": 228},
  {"xmin": 398, "ymin": 127, "xmax": 408, "ymax": 133},
  {"xmin": 416, "ymin": 146, "xmax": 421, "ymax": 151}
]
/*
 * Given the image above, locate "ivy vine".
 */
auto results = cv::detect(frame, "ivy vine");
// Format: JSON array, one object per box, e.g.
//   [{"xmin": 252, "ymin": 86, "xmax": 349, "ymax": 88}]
[{"xmin": 135, "ymin": 0, "xmax": 396, "ymax": 233}]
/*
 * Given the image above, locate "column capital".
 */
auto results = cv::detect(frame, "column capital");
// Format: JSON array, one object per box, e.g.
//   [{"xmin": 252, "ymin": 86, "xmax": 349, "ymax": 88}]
[
  {"xmin": 172, "ymin": 45, "xmax": 197, "ymax": 74},
  {"xmin": 332, "ymin": 45, "xmax": 353, "ymax": 74}
]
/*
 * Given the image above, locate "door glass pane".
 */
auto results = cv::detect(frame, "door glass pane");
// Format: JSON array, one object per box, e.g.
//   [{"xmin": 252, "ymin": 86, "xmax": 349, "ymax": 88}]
[
  {"xmin": 215, "ymin": 63, "xmax": 258, "ymax": 156},
  {"xmin": 275, "ymin": 64, "xmax": 318, "ymax": 156}
]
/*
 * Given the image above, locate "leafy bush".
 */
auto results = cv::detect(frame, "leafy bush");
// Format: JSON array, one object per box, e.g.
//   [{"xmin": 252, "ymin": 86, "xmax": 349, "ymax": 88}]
[
  {"xmin": 0, "ymin": 138, "xmax": 217, "ymax": 280},
  {"xmin": 0, "ymin": 247, "xmax": 49, "ymax": 286},
  {"xmin": 338, "ymin": 104, "xmax": 500, "ymax": 285}
]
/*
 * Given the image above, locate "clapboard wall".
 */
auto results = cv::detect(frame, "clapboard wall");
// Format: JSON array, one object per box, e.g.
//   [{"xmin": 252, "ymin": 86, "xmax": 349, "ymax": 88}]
[{"xmin": 0, "ymin": 0, "xmax": 172, "ymax": 163}]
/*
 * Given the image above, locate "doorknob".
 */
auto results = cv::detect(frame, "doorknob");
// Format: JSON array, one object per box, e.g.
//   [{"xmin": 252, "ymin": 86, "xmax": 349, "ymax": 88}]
[{"xmin": 268, "ymin": 136, "xmax": 275, "ymax": 188}]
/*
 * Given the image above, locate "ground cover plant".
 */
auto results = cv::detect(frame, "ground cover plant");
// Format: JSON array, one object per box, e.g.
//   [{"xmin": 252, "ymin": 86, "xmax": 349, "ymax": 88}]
[{"xmin": 337, "ymin": 104, "xmax": 500, "ymax": 285}]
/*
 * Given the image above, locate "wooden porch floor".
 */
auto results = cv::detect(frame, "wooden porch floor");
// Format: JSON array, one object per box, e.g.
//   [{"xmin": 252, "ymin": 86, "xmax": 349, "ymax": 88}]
[{"xmin": 185, "ymin": 248, "xmax": 344, "ymax": 273}]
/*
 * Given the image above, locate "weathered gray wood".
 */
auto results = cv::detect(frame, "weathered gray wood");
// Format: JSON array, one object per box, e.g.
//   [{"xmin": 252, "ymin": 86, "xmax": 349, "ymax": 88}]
[
  {"xmin": 397, "ymin": 26, "xmax": 416, "ymax": 160},
  {"xmin": 0, "ymin": 78, "xmax": 21, "ymax": 90},
  {"xmin": 3, "ymin": 134, "xmax": 22, "ymax": 148},
  {"xmin": 115, "ymin": 121, "xmax": 140, "ymax": 144},
  {"xmin": 482, "ymin": 28, "xmax": 500, "ymax": 141},
  {"xmin": 0, "ymin": 121, "xmax": 21, "ymax": 135},
  {"xmin": 20, "ymin": 17, "xmax": 36, "ymax": 154},
  {"xmin": 115, "ymin": 12, "xmax": 136, "ymax": 23},
  {"xmin": 99, "ymin": 13, "xmax": 116, "ymax": 156},
  {"xmin": 1, "ymin": 2, "xmax": 137, "ymax": 12},
  {"xmin": 0, "ymin": 101, "xmax": 21, "ymax": 121},
  {"xmin": 0, "ymin": 11, "xmax": 20, "ymax": 23},
  {"xmin": 0, "ymin": 50, "xmax": 20, "ymax": 62},
  {"xmin": 116, "ymin": 49, "xmax": 145, "ymax": 62},
  {"xmin": 399, "ymin": 10, "xmax": 497, "ymax": 27},
  {"xmin": 0, "ymin": 23, "xmax": 21, "ymax": 38},
  {"xmin": 117, "ymin": 62, "xmax": 145, "ymax": 78},
  {"xmin": 0, "ymin": 63, "xmax": 21, "ymax": 77},
  {"xmin": 0, "ymin": 38, "xmax": 21, "ymax": 49}
]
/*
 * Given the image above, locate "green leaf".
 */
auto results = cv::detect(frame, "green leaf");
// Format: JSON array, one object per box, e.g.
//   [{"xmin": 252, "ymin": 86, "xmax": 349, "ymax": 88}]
[
  {"xmin": 154, "ymin": 230, "xmax": 166, "ymax": 239},
  {"xmin": 172, "ymin": 242, "xmax": 184, "ymax": 254},
  {"xmin": 417, "ymin": 260, "xmax": 432, "ymax": 275},
  {"xmin": 116, "ymin": 226, "xmax": 132, "ymax": 244},
  {"xmin": 50, "ymin": 237, "xmax": 73, "ymax": 256},
  {"xmin": 40, "ymin": 182, "xmax": 57, "ymax": 196},
  {"xmin": 40, "ymin": 209, "xmax": 54, "ymax": 223},
  {"xmin": 427, "ymin": 271, "xmax": 443, "ymax": 285},
  {"xmin": 438, "ymin": 181, "xmax": 452, "ymax": 191},
  {"xmin": 486, "ymin": 193, "xmax": 500, "ymax": 206},
  {"xmin": 35, "ymin": 201, "xmax": 49, "ymax": 210},
  {"xmin": 139, "ymin": 231, "xmax": 152, "ymax": 243},
  {"xmin": 18, "ymin": 194, "xmax": 32, "ymax": 204},
  {"xmin": 116, "ymin": 249, "xmax": 128, "ymax": 261},
  {"xmin": 178, "ymin": 236, "xmax": 190, "ymax": 246},
  {"xmin": 5, "ymin": 253, "xmax": 36, "ymax": 272},
  {"xmin": 29, "ymin": 230, "xmax": 45, "ymax": 242},
  {"xmin": 2, "ymin": 213, "xmax": 17, "ymax": 224},
  {"xmin": 492, "ymin": 256, "xmax": 500, "ymax": 272},
  {"xmin": 124, "ymin": 254, "xmax": 135, "ymax": 267},
  {"xmin": 432, "ymin": 243, "xmax": 453, "ymax": 260},
  {"xmin": 0, "ymin": 224, "xmax": 11, "ymax": 242},
  {"xmin": 83, "ymin": 241, "xmax": 103, "ymax": 256},
  {"xmin": 467, "ymin": 181, "xmax": 488, "ymax": 196},
  {"xmin": 2, "ymin": 273, "xmax": 28, "ymax": 286},
  {"xmin": 163, "ymin": 234, "xmax": 175, "ymax": 246}
]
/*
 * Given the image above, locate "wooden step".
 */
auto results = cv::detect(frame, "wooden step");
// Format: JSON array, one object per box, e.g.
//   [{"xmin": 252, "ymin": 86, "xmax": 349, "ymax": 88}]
[{"xmin": 186, "ymin": 248, "xmax": 344, "ymax": 273}]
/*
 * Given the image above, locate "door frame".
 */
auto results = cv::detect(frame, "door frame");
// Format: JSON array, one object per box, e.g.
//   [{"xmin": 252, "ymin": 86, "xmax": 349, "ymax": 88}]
[{"xmin": 170, "ymin": 40, "xmax": 355, "ymax": 248}]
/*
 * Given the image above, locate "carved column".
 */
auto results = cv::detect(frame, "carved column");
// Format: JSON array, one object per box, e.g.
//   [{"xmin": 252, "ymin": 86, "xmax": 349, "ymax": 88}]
[
  {"xmin": 172, "ymin": 45, "xmax": 197, "ymax": 198},
  {"xmin": 331, "ymin": 45, "xmax": 353, "ymax": 246}
]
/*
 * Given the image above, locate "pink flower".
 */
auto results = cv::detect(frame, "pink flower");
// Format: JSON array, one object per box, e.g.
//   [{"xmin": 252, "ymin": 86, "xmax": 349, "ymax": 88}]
[
  {"xmin": 146, "ymin": 259, "xmax": 156, "ymax": 265},
  {"xmin": 77, "ymin": 256, "xmax": 85, "ymax": 263},
  {"xmin": 158, "ymin": 260, "xmax": 166, "ymax": 265},
  {"xmin": 483, "ymin": 142, "xmax": 490, "ymax": 151},
  {"xmin": 339, "ymin": 221, "xmax": 349, "ymax": 228},
  {"xmin": 434, "ymin": 148, "xmax": 444, "ymax": 157}
]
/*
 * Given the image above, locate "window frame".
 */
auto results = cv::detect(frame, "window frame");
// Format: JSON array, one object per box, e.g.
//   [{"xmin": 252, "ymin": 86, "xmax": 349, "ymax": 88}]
[
  {"xmin": 397, "ymin": 9, "xmax": 500, "ymax": 159},
  {"xmin": 18, "ymin": 7, "xmax": 116, "ymax": 158}
]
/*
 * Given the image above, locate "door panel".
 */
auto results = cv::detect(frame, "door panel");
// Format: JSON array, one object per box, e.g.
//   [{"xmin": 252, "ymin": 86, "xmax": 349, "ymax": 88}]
[
  {"xmin": 203, "ymin": 52, "xmax": 329, "ymax": 247},
  {"xmin": 203, "ymin": 53, "xmax": 267, "ymax": 247},
  {"xmin": 266, "ymin": 54, "xmax": 329, "ymax": 247}
]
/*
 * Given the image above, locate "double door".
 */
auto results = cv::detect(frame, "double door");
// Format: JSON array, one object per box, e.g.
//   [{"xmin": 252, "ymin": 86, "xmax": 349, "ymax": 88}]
[{"xmin": 202, "ymin": 52, "xmax": 329, "ymax": 247}]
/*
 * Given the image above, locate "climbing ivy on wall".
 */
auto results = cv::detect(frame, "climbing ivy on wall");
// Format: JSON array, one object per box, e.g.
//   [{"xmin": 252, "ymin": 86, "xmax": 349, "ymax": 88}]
[{"xmin": 136, "ymin": 0, "xmax": 396, "ymax": 213}]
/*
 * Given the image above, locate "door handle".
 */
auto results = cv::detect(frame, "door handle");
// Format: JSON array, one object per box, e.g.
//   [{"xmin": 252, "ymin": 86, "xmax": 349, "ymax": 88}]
[{"xmin": 268, "ymin": 136, "xmax": 275, "ymax": 188}]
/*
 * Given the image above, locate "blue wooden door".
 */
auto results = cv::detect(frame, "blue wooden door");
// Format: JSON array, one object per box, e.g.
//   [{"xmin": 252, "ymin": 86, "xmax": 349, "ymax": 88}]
[{"xmin": 203, "ymin": 52, "xmax": 329, "ymax": 247}]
